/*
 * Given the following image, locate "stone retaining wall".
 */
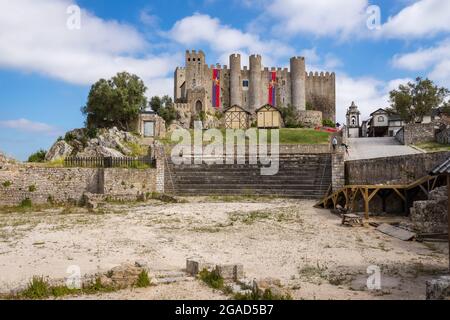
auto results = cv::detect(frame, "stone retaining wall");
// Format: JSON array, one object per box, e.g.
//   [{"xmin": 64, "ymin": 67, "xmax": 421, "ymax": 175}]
[
  {"xmin": 395, "ymin": 123, "xmax": 436, "ymax": 145},
  {"xmin": 346, "ymin": 151, "xmax": 450, "ymax": 185},
  {"xmin": 0, "ymin": 164, "xmax": 161, "ymax": 207},
  {"xmin": 436, "ymin": 128, "xmax": 450, "ymax": 145}
]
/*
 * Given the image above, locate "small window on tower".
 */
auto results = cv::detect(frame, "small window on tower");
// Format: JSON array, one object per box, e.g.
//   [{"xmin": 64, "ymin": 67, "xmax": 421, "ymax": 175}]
[
  {"xmin": 243, "ymin": 80, "xmax": 249, "ymax": 87},
  {"xmin": 193, "ymin": 58, "xmax": 196, "ymax": 61}
]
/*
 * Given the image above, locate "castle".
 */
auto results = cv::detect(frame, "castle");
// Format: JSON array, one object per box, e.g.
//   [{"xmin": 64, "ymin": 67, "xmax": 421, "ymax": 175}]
[{"xmin": 173, "ymin": 50, "xmax": 336, "ymax": 122}]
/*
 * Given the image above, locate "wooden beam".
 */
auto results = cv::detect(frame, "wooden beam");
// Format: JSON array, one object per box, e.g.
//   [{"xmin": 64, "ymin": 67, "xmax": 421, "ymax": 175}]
[
  {"xmin": 364, "ymin": 187, "xmax": 369, "ymax": 220},
  {"xmin": 368, "ymin": 188, "xmax": 380, "ymax": 202},
  {"xmin": 419, "ymin": 184, "xmax": 429, "ymax": 198},
  {"xmin": 393, "ymin": 188, "xmax": 406, "ymax": 202}
]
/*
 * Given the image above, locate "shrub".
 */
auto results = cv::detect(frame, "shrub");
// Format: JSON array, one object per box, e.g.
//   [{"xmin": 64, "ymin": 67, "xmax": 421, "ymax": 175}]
[
  {"xmin": 20, "ymin": 198, "xmax": 32, "ymax": 208},
  {"xmin": 322, "ymin": 119, "xmax": 335, "ymax": 128},
  {"xmin": 199, "ymin": 269, "xmax": 224, "ymax": 290},
  {"xmin": 135, "ymin": 270, "xmax": 151, "ymax": 288},
  {"xmin": 28, "ymin": 185, "xmax": 37, "ymax": 192},
  {"xmin": 28, "ymin": 150, "xmax": 46, "ymax": 163},
  {"xmin": 64, "ymin": 132, "xmax": 76, "ymax": 142},
  {"xmin": 2, "ymin": 181, "xmax": 12, "ymax": 188}
]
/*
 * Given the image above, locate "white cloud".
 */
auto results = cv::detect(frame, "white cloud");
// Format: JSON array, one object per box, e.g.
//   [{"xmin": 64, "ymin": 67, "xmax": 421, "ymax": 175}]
[
  {"xmin": 252, "ymin": 0, "xmax": 369, "ymax": 38},
  {"xmin": 381, "ymin": 0, "xmax": 450, "ymax": 38},
  {"xmin": 0, "ymin": 0, "xmax": 178, "ymax": 97},
  {"xmin": 392, "ymin": 38, "xmax": 450, "ymax": 87},
  {"xmin": 0, "ymin": 119, "xmax": 62, "ymax": 136},
  {"xmin": 167, "ymin": 14, "xmax": 294, "ymax": 66},
  {"xmin": 335, "ymin": 75, "xmax": 413, "ymax": 123}
]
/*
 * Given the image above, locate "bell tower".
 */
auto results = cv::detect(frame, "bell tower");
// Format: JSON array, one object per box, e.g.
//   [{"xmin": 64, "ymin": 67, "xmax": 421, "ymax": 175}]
[{"xmin": 346, "ymin": 101, "xmax": 361, "ymax": 138}]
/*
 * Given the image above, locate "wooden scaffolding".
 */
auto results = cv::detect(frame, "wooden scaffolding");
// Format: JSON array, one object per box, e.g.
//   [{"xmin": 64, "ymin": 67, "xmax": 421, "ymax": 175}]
[{"xmin": 315, "ymin": 175, "xmax": 447, "ymax": 219}]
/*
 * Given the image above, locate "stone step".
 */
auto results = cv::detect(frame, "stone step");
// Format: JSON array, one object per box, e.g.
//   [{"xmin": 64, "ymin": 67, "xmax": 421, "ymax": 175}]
[{"xmin": 173, "ymin": 189, "xmax": 327, "ymax": 196}]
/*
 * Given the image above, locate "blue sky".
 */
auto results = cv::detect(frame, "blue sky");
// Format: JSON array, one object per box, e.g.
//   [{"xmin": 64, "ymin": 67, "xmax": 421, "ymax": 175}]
[{"xmin": 1, "ymin": 0, "xmax": 449, "ymax": 160}]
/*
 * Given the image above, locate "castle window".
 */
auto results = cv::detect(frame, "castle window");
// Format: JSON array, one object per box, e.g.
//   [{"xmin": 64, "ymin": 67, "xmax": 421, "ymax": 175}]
[
  {"xmin": 193, "ymin": 58, "xmax": 196, "ymax": 62},
  {"xmin": 188, "ymin": 58, "xmax": 191, "ymax": 62},
  {"xmin": 243, "ymin": 80, "xmax": 249, "ymax": 87},
  {"xmin": 282, "ymin": 80, "xmax": 286, "ymax": 86}
]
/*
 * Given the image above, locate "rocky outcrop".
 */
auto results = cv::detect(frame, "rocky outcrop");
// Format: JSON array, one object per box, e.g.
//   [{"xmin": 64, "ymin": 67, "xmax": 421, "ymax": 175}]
[
  {"xmin": 45, "ymin": 127, "xmax": 148, "ymax": 161},
  {"xmin": 0, "ymin": 151, "xmax": 17, "ymax": 170},
  {"xmin": 410, "ymin": 186, "xmax": 448, "ymax": 233},
  {"xmin": 45, "ymin": 141, "xmax": 74, "ymax": 161}
]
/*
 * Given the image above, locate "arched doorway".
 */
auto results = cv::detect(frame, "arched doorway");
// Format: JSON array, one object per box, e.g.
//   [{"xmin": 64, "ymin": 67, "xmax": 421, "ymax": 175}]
[{"xmin": 195, "ymin": 100, "xmax": 203, "ymax": 113}]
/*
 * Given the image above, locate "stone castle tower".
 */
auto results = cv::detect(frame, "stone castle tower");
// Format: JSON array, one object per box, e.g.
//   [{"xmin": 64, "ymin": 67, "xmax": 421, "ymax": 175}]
[{"xmin": 174, "ymin": 50, "xmax": 336, "ymax": 122}]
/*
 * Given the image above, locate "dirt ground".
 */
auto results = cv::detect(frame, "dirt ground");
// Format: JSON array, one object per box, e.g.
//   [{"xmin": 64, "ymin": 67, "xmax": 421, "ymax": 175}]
[{"xmin": 0, "ymin": 197, "xmax": 448, "ymax": 300}]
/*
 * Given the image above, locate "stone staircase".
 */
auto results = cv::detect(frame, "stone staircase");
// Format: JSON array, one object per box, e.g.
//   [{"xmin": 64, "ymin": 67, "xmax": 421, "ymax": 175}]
[{"xmin": 165, "ymin": 153, "xmax": 332, "ymax": 199}]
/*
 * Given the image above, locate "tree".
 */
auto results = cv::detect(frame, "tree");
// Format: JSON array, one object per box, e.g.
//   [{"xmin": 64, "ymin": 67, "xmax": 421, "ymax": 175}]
[
  {"xmin": 389, "ymin": 77, "xmax": 449, "ymax": 123},
  {"xmin": 279, "ymin": 104, "xmax": 301, "ymax": 128},
  {"xmin": 150, "ymin": 95, "xmax": 178, "ymax": 125},
  {"xmin": 82, "ymin": 72, "xmax": 148, "ymax": 131},
  {"xmin": 28, "ymin": 150, "xmax": 46, "ymax": 163}
]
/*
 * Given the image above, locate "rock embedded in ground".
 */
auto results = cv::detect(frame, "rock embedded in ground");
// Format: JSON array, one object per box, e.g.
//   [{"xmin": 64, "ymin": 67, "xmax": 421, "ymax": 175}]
[
  {"xmin": 46, "ymin": 127, "xmax": 148, "ymax": 159},
  {"xmin": 45, "ymin": 140, "xmax": 74, "ymax": 162},
  {"xmin": 426, "ymin": 276, "xmax": 450, "ymax": 300}
]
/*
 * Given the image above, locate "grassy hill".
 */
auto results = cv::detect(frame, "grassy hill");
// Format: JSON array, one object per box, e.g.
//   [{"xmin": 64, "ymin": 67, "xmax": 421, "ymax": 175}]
[{"xmin": 159, "ymin": 128, "xmax": 331, "ymax": 145}]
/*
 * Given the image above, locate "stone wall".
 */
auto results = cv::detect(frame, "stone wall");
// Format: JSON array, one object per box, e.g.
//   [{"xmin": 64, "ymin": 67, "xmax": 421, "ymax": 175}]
[
  {"xmin": 332, "ymin": 152, "xmax": 345, "ymax": 191},
  {"xmin": 346, "ymin": 151, "xmax": 450, "ymax": 185},
  {"xmin": 410, "ymin": 186, "xmax": 448, "ymax": 233},
  {"xmin": 102, "ymin": 168, "xmax": 157, "ymax": 198},
  {"xmin": 297, "ymin": 110, "xmax": 322, "ymax": 128},
  {"xmin": 396, "ymin": 123, "xmax": 436, "ymax": 145},
  {"xmin": 0, "ymin": 164, "xmax": 160, "ymax": 207},
  {"xmin": 436, "ymin": 127, "xmax": 450, "ymax": 144}
]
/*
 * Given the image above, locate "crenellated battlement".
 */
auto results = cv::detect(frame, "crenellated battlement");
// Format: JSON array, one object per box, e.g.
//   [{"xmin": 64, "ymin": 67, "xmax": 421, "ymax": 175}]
[{"xmin": 306, "ymin": 71, "xmax": 335, "ymax": 80}]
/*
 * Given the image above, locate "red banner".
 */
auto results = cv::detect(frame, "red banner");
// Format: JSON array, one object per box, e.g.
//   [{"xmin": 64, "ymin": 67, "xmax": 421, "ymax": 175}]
[
  {"xmin": 212, "ymin": 69, "xmax": 220, "ymax": 109},
  {"xmin": 268, "ymin": 71, "xmax": 276, "ymax": 106}
]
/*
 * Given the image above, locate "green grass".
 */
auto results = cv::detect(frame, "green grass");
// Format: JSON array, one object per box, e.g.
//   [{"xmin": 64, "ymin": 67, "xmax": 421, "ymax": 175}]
[
  {"xmin": 158, "ymin": 128, "xmax": 330, "ymax": 146},
  {"xmin": 123, "ymin": 141, "xmax": 149, "ymax": 157},
  {"xmin": 234, "ymin": 288, "xmax": 293, "ymax": 301},
  {"xmin": 199, "ymin": 269, "xmax": 225, "ymax": 290},
  {"xmin": 135, "ymin": 270, "xmax": 151, "ymax": 288},
  {"xmin": 415, "ymin": 142, "xmax": 450, "ymax": 152},
  {"xmin": 10, "ymin": 276, "xmax": 121, "ymax": 300}
]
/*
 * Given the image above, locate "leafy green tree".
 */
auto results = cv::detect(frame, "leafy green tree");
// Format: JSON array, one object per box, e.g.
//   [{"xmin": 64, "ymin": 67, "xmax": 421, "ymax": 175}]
[
  {"xmin": 150, "ymin": 95, "xmax": 178, "ymax": 125},
  {"xmin": 389, "ymin": 77, "xmax": 449, "ymax": 123},
  {"xmin": 82, "ymin": 72, "xmax": 148, "ymax": 131},
  {"xmin": 279, "ymin": 104, "xmax": 300, "ymax": 128},
  {"xmin": 28, "ymin": 150, "xmax": 47, "ymax": 163}
]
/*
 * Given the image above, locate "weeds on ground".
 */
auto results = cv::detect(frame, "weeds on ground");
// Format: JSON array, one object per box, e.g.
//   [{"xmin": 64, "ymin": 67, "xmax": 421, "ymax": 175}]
[
  {"xmin": 135, "ymin": 270, "xmax": 151, "ymax": 288},
  {"xmin": 234, "ymin": 289, "xmax": 293, "ymax": 301},
  {"xmin": 8, "ymin": 276, "xmax": 120, "ymax": 300}
]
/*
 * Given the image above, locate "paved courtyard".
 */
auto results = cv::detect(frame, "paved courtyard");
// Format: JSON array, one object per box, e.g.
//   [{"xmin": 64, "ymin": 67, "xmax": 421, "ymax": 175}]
[{"xmin": 346, "ymin": 137, "xmax": 422, "ymax": 161}]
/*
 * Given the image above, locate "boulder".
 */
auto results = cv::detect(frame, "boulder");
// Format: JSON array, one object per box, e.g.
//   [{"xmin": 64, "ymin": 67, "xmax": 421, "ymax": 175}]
[
  {"xmin": 45, "ymin": 140, "xmax": 74, "ymax": 161},
  {"xmin": 426, "ymin": 276, "xmax": 450, "ymax": 300},
  {"xmin": 77, "ymin": 146, "xmax": 124, "ymax": 158},
  {"xmin": 411, "ymin": 186, "xmax": 448, "ymax": 233}
]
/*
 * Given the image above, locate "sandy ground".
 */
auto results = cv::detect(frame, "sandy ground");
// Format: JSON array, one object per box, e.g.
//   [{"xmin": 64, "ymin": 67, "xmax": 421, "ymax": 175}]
[{"xmin": 0, "ymin": 198, "xmax": 448, "ymax": 300}]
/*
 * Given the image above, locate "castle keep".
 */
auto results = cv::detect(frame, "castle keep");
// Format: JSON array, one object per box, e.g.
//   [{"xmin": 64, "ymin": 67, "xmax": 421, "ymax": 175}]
[{"xmin": 174, "ymin": 50, "xmax": 336, "ymax": 122}]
